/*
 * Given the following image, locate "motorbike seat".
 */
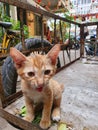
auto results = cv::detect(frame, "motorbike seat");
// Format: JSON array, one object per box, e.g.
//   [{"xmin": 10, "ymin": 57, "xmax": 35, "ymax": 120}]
[
  {"xmin": 7, "ymin": 30, "xmax": 20, "ymax": 37},
  {"xmin": 0, "ymin": 21, "xmax": 12, "ymax": 29}
]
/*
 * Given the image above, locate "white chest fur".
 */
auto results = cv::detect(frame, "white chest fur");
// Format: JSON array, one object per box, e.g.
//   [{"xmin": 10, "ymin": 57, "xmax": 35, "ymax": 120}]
[{"xmin": 26, "ymin": 89, "xmax": 44, "ymax": 104}]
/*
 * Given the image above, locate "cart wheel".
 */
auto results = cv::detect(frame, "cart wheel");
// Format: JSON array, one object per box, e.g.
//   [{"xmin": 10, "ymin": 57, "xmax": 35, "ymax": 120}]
[{"xmin": 2, "ymin": 38, "xmax": 53, "ymax": 96}]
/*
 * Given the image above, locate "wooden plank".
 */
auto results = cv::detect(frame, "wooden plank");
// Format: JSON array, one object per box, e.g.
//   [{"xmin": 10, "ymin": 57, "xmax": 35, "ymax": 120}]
[
  {"xmin": 0, "ymin": 1, "xmax": 98, "ymax": 27},
  {"xmin": 0, "ymin": 74, "xmax": 5, "ymax": 107},
  {"xmin": 0, "ymin": 108, "xmax": 42, "ymax": 130},
  {"xmin": 0, "ymin": 47, "xmax": 51, "ymax": 60},
  {"xmin": 83, "ymin": 21, "xmax": 98, "ymax": 26},
  {"xmin": 19, "ymin": 8, "xmax": 26, "ymax": 50},
  {"xmin": 80, "ymin": 24, "xmax": 85, "ymax": 57},
  {"xmin": 4, "ymin": 91, "xmax": 23, "ymax": 107},
  {"xmin": 4, "ymin": 96, "xmax": 25, "ymax": 114}
]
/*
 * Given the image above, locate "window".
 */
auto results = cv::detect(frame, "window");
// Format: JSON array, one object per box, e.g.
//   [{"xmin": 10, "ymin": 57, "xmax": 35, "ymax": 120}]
[
  {"xmin": 74, "ymin": 0, "xmax": 77, "ymax": 5},
  {"xmin": 87, "ymin": 0, "xmax": 91, "ymax": 3},
  {"xmin": 84, "ymin": 0, "xmax": 86, "ymax": 4}
]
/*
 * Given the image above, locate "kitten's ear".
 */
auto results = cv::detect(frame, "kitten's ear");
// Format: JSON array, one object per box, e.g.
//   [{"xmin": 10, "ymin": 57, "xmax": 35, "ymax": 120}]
[
  {"xmin": 47, "ymin": 44, "xmax": 60, "ymax": 65},
  {"xmin": 10, "ymin": 47, "xmax": 26, "ymax": 68}
]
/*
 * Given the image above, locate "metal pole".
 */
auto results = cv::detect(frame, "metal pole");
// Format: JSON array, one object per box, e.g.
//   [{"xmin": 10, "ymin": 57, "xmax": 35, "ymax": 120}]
[
  {"xmin": 75, "ymin": 24, "xmax": 77, "ymax": 59},
  {"xmin": 80, "ymin": 24, "xmax": 85, "ymax": 57},
  {"xmin": 40, "ymin": 14, "xmax": 44, "ymax": 54},
  {"xmin": 19, "ymin": 8, "xmax": 25, "ymax": 51},
  {"xmin": 59, "ymin": 20, "xmax": 66, "ymax": 65},
  {"xmin": 54, "ymin": 19, "xmax": 56, "ymax": 44}
]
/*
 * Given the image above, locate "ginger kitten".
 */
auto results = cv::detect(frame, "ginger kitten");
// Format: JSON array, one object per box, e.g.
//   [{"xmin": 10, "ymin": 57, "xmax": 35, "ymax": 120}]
[{"xmin": 10, "ymin": 44, "xmax": 64, "ymax": 129}]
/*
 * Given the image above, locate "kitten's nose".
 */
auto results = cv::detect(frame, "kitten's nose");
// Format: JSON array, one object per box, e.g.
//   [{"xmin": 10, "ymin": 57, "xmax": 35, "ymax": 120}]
[
  {"xmin": 37, "ymin": 78, "xmax": 43, "ymax": 86},
  {"xmin": 38, "ymin": 83, "xmax": 44, "ymax": 88}
]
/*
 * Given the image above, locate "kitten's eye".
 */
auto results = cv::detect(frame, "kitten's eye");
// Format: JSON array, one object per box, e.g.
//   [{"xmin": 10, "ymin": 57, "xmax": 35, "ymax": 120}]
[
  {"xmin": 27, "ymin": 72, "xmax": 35, "ymax": 77},
  {"xmin": 44, "ymin": 70, "xmax": 51, "ymax": 75}
]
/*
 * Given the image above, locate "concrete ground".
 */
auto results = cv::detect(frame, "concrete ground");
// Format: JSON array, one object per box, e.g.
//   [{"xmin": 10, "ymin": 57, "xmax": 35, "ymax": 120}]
[
  {"xmin": 54, "ymin": 58, "xmax": 98, "ymax": 130},
  {"xmin": 0, "ymin": 58, "xmax": 98, "ymax": 130}
]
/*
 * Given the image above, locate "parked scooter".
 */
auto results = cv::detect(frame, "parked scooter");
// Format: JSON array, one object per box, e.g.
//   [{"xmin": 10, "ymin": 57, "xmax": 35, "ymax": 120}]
[
  {"xmin": 69, "ymin": 36, "xmax": 80, "ymax": 50},
  {"xmin": 85, "ymin": 35, "xmax": 98, "ymax": 56}
]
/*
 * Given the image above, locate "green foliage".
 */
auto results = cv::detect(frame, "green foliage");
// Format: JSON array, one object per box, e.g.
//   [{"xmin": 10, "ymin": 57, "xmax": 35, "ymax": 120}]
[
  {"xmin": 64, "ymin": 12, "xmax": 74, "ymax": 21},
  {"xmin": 23, "ymin": 25, "xmax": 29, "ymax": 39},
  {"xmin": 64, "ymin": 32, "xmax": 69, "ymax": 40},
  {"xmin": 0, "ymin": 3, "xmax": 4, "ymax": 21},
  {"xmin": 0, "ymin": 14, "xmax": 29, "ymax": 41},
  {"xmin": 10, "ymin": 19, "xmax": 29, "ymax": 38},
  {"xmin": 20, "ymin": 106, "xmax": 42, "ymax": 124},
  {"xmin": 90, "ymin": 18, "xmax": 98, "ymax": 22},
  {"xmin": 10, "ymin": 19, "xmax": 20, "ymax": 30},
  {"xmin": 48, "ymin": 11, "xmax": 74, "ymax": 42},
  {"xmin": 20, "ymin": 106, "xmax": 55, "ymax": 125},
  {"xmin": 0, "ymin": 27, "xmax": 3, "ymax": 43},
  {"xmin": 1, "ymin": 14, "xmax": 10, "ymax": 22}
]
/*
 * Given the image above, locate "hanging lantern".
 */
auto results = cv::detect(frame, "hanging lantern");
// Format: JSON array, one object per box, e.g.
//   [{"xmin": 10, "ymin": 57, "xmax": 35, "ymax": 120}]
[
  {"xmin": 89, "ymin": 15, "xmax": 92, "ymax": 20},
  {"xmin": 92, "ymin": 0, "xmax": 95, "ymax": 2},
  {"xmin": 48, "ymin": 1, "xmax": 51, "ymax": 7},
  {"xmin": 37, "ymin": 0, "xmax": 41, "ymax": 3},
  {"xmin": 74, "ymin": 16, "xmax": 76, "ymax": 21},
  {"xmin": 87, "ymin": 14, "xmax": 89, "ymax": 19},
  {"xmin": 96, "ymin": 14, "xmax": 98, "ymax": 18},
  {"xmin": 58, "ymin": 0, "xmax": 62, "ymax": 7}
]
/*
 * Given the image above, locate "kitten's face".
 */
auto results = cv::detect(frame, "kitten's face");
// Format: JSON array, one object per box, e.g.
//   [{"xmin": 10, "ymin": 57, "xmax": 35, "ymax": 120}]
[
  {"xmin": 18, "ymin": 54, "xmax": 55, "ymax": 91},
  {"xmin": 10, "ymin": 44, "xmax": 60, "ymax": 92}
]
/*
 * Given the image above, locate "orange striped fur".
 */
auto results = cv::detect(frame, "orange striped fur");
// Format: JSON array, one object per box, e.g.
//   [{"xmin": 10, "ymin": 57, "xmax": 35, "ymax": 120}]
[{"xmin": 10, "ymin": 44, "xmax": 64, "ymax": 129}]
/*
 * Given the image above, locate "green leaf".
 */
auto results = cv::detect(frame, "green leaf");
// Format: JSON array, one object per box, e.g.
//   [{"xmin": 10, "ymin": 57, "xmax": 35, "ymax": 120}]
[{"xmin": 58, "ymin": 122, "xmax": 67, "ymax": 130}]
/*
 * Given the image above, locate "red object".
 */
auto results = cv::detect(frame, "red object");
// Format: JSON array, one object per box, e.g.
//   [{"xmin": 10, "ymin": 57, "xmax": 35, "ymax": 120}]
[
  {"xmin": 36, "ymin": 85, "xmax": 43, "ymax": 92},
  {"xmin": 87, "ymin": 14, "xmax": 89, "ymax": 19},
  {"xmin": 96, "ymin": 14, "xmax": 98, "ymax": 18},
  {"xmin": 74, "ymin": 16, "xmax": 76, "ymax": 20},
  {"xmin": 48, "ymin": 1, "xmax": 51, "ymax": 7},
  {"xmin": 37, "ymin": 0, "xmax": 41, "ymax": 3}
]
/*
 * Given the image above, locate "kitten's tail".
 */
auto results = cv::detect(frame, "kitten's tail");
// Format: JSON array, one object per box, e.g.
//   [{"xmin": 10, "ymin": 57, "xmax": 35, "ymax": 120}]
[{"xmin": 60, "ymin": 84, "xmax": 64, "ymax": 93}]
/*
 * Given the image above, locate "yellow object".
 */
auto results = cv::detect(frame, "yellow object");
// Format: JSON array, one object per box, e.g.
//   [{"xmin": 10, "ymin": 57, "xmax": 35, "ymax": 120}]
[
  {"xmin": 58, "ymin": 122, "xmax": 67, "ymax": 130},
  {"xmin": 1, "ymin": 33, "xmax": 11, "ymax": 53}
]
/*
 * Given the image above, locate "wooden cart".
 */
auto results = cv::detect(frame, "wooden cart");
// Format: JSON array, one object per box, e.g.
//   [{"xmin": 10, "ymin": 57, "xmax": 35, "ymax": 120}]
[{"xmin": 0, "ymin": 0, "xmax": 97, "ymax": 130}]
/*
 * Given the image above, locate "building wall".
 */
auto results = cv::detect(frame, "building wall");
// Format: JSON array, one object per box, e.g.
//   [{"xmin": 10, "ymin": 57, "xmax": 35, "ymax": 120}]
[
  {"xmin": 26, "ymin": 11, "xmax": 35, "ymax": 37},
  {"xmin": 10, "ymin": 6, "xmax": 17, "ymax": 21},
  {"xmin": 71, "ymin": 0, "xmax": 98, "ymax": 15}
]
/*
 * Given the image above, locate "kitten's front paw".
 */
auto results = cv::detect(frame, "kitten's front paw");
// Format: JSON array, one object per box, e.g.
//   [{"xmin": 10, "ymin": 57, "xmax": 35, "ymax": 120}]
[
  {"xmin": 52, "ymin": 115, "xmax": 60, "ymax": 122},
  {"xmin": 23, "ymin": 116, "xmax": 34, "ymax": 122},
  {"xmin": 40, "ymin": 120, "xmax": 51, "ymax": 129},
  {"xmin": 52, "ymin": 108, "xmax": 60, "ymax": 122}
]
